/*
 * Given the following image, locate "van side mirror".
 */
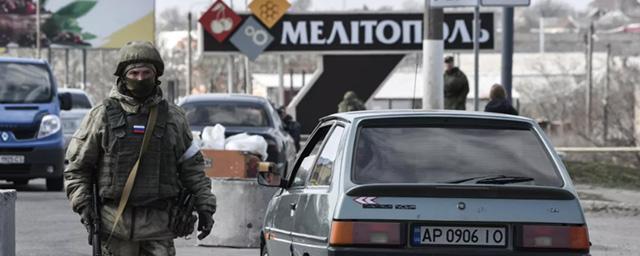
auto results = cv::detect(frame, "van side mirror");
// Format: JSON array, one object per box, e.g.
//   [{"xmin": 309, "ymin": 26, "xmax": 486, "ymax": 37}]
[
  {"xmin": 256, "ymin": 162, "xmax": 283, "ymax": 187},
  {"xmin": 58, "ymin": 92, "xmax": 72, "ymax": 111}
]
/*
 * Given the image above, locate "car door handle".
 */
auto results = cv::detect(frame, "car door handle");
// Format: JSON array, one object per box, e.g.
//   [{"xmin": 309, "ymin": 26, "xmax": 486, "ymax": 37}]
[{"xmin": 290, "ymin": 203, "xmax": 297, "ymax": 211}]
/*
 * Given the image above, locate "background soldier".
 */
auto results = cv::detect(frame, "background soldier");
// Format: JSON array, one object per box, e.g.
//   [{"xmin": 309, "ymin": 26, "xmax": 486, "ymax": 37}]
[
  {"xmin": 443, "ymin": 56, "xmax": 469, "ymax": 110},
  {"xmin": 64, "ymin": 41, "xmax": 216, "ymax": 255},
  {"xmin": 338, "ymin": 91, "xmax": 367, "ymax": 112}
]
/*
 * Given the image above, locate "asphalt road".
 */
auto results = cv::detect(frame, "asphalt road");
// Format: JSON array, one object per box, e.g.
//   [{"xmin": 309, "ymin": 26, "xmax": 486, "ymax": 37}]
[{"xmin": 3, "ymin": 179, "xmax": 638, "ymax": 256}]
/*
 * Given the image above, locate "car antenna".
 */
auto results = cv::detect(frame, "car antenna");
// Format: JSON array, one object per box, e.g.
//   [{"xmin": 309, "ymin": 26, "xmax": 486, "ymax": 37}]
[{"xmin": 412, "ymin": 53, "xmax": 420, "ymax": 109}]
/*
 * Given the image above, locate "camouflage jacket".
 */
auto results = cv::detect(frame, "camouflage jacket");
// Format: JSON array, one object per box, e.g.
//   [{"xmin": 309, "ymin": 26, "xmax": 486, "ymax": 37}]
[
  {"xmin": 64, "ymin": 84, "xmax": 216, "ymax": 240},
  {"xmin": 444, "ymin": 67, "xmax": 469, "ymax": 110}
]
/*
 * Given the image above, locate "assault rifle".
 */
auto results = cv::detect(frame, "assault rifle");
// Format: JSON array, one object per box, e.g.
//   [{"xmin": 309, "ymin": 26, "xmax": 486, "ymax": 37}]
[{"xmin": 90, "ymin": 179, "xmax": 101, "ymax": 256}]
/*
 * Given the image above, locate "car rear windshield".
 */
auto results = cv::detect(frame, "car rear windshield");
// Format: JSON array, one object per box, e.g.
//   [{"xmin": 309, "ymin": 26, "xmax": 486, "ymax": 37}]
[
  {"xmin": 352, "ymin": 119, "xmax": 563, "ymax": 187},
  {"xmin": 182, "ymin": 102, "xmax": 271, "ymax": 127},
  {"xmin": 0, "ymin": 63, "xmax": 52, "ymax": 103}
]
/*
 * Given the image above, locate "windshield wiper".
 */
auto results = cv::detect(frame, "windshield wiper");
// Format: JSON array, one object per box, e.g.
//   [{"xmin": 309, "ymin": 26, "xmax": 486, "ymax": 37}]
[{"xmin": 444, "ymin": 175, "xmax": 534, "ymax": 185}]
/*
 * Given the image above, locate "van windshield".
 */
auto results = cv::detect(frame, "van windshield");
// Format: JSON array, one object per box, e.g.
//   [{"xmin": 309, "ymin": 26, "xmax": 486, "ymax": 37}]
[
  {"xmin": 352, "ymin": 120, "xmax": 563, "ymax": 187},
  {"xmin": 0, "ymin": 63, "xmax": 52, "ymax": 103}
]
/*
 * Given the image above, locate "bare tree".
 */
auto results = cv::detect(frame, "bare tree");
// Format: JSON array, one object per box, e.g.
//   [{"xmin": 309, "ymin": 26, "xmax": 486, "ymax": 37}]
[
  {"xmin": 290, "ymin": 0, "xmax": 312, "ymax": 12},
  {"xmin": 157, "ymin": 8, "xmax": 188, "ymax": 33}
]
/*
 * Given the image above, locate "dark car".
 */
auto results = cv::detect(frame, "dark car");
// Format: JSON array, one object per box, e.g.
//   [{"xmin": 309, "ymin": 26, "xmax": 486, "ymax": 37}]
[
  {"xmin": 257, "ymin": 110, "xmax": 590, "ymax": 256},
  {"xmin": 179, "ymin": 93, "xmax": 297, "ymax": 173}
]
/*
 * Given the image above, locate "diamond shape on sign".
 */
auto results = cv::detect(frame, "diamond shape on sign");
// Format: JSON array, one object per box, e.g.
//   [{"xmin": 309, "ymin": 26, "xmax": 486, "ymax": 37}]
[
  {"xmin": 199, "ymin": 0, "xmax": 242, "ymax": 43},
  {"xmin": 249, "ymin": 0, "xmax": 291, "ymax": 28},
  {"xmin": 229, "ymin": 17, "xmax": 274, "ymax": 61}
]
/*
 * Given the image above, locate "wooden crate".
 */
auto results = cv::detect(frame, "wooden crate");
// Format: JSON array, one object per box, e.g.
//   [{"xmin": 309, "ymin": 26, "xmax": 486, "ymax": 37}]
[{"xmin": 201, "ymin": 150, "xmax": 259, "ymax": 178}]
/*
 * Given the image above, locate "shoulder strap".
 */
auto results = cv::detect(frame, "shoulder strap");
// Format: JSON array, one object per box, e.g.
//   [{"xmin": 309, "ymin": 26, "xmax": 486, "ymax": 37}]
[
  {"xmin": 103, "ymin": 98, "xmax": 126, "ymax": 130},
  {"xmin": 107, "ymin": 105, "xmax": 158, "ymax": 242}
]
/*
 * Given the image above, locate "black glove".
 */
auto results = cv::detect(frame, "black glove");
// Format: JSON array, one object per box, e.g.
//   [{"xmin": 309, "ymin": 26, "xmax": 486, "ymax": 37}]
[
  {"xmin": 79, "ymin": 205, "xmax": 94, "ymax": 226},
  {"xmin": 78, "ymin": 206, "xmax": 94, "ymax": 245},
  {"xmin": 197, "ymin": 211, "xmax": 214, "ymax": 240}
]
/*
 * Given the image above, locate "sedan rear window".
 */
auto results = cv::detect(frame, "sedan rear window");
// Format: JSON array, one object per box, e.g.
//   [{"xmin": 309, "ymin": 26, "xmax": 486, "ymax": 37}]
[
  {"xmin": 182, "ymin": 102, "xmax": 271, "ymax": 127},
  {"xmin": 353, "ymin": 122, "xmax": 563, "ymax": 187}
]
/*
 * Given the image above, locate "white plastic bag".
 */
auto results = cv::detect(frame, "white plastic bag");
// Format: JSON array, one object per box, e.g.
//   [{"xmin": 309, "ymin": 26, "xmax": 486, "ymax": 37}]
[
  {"xmin": 225, "ymin": 133, "xmax": 268, "ymax": 160},
  {"xmin": 201, "ymin": 124, "xmax": 226, "ymax": 150}
]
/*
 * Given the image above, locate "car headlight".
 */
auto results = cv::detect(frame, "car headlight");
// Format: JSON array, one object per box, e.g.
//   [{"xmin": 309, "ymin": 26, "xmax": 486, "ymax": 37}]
[{"xmin": 38, "ymin": 114, "xmax": 61, "ymax": 139}]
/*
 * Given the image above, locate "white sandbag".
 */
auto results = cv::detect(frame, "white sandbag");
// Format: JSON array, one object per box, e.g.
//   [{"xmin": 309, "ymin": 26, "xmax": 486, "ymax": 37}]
[
  {"xmin": 201, "ymin": 124, "xmax": 226, "ymax": 150},
  {"xmin": 225, "ymin": 133, "xmax": 268, "ymax": 160}
]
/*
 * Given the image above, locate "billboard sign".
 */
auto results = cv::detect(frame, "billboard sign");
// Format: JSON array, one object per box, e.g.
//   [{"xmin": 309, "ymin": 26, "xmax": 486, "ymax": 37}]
[
  {"xmin": 430, "ymin": 0, "xmax": 478, "ymax": 7},
  {"xmin": 201, "ymin": 12, "xmax": 494, "ymax": 55},
  {"xmin": 481, "ymin": 0, "xmax": 530, "ymax": 6},
  {"xmin": 199, "ymin": 0, "xmax": 242, "ymax": 43},
  {"xmin": 0, "ymin": 0, "xmax": 154, "ymax": 48}
]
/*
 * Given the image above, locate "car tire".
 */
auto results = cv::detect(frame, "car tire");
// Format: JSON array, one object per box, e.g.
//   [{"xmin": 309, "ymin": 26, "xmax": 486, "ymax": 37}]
[
  {"xmin": 46, "ymin": 176, "xmax": 64, "ymax": 191},
  {"xmin": 12, "ymin": 178, "xmax": 29, "ymax": 186}
]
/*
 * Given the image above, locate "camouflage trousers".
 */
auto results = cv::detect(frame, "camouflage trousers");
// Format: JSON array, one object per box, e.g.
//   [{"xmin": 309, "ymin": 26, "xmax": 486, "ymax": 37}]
[{"xmin": 101, "ymin": 237, "xmax": 175, "ymax": 256}]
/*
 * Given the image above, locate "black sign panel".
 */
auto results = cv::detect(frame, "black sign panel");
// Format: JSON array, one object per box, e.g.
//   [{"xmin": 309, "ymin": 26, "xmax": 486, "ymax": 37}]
[{"xmin": 202, "ymin": 13, "xmax": 494, "ymax": 53}]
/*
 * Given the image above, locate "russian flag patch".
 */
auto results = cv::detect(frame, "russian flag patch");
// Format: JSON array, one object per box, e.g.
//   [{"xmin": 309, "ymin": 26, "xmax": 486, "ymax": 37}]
[{"xmin": 133, "ymin": 125, "xmax": 145, "ymax": 134}]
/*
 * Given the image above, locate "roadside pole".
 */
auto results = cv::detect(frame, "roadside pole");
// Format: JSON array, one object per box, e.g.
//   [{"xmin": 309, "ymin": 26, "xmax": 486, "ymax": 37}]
[
  {"xmin": 473, "ymin": 5, "xmax": 480, "ymax": 110},
  {"xmin": 586, "ymin": 21, "xmax": 594, "ymax": 133},
  {"xmin": 81, "ymin": 48, "xmax": 86, "ymax": 90},
  {"xmin": 187, "ymin": 12, "xmax": 193, "ymax": 96},
  {"xmin": 64, "ymin": 48, "xmax": 69, "ymax": 88},
  {"xmin": 604, "ymin": 43, "xmax": 611, "ymax": 142},
  {"xmin": 278, "ymin": 55, "xmax": 285, "ymax": 106},
  {"xmin": 227, "ymin": 55, "xmax": 234, "ymax": 94},
  {"xmin": 423, "ymin": 0, "xmax": 444, "ymax": 110},
  {"xmin": 502, "ymin": 7, "xmax": 514, "ymax": 102},
  {"xmin": 36, "ymin": 0, "xmax": 40, "ymax": 59}
]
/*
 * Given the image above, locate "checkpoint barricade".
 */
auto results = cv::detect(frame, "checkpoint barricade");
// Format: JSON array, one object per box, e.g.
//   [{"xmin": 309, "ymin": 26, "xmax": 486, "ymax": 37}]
[{"xmin": 197, "ymin": 149, "xmax": 278, "ymax": 248}]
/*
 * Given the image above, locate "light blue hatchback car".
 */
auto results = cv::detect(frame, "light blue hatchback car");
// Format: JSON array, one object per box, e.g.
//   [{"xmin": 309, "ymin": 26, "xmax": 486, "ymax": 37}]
[{"xmin": 257, "ymin": 110, "xmax": 590, "ymax": 256}]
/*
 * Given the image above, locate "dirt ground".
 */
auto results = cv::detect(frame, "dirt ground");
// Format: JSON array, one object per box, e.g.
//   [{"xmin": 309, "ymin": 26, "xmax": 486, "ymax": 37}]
[{"xmin": 577, "ymin": 185, "xmax": 640, "ymax": 255}]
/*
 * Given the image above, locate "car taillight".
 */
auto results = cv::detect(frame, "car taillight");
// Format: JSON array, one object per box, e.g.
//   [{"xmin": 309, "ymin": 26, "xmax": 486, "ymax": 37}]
[
  {"xmin": 520, "ymin": 225, "xmax": 590, "ymax": 250},
  {"xmin": 329, "ymin": 221, "xmax": 403, "ymax": 246}
]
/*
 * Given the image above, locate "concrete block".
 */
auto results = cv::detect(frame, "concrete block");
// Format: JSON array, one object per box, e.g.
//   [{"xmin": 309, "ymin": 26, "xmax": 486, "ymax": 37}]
[
  {"xmin": 197, "ymin": 179, "xmax": 277, "ymax": 248},
  {"xmin": 0, "ymin": 189, "xmax": 16, "ymax": 256}
]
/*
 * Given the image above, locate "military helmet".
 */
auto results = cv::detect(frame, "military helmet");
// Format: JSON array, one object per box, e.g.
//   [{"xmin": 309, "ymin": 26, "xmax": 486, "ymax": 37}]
[{"xmin": 114, "ymin": 41, "xmax": 164, "ymax": 77}]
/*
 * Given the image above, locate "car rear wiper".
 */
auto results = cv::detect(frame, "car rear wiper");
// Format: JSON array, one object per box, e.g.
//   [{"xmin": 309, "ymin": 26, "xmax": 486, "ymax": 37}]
[{"xmin": 444, "ymin": 175, "xmax": 534, "ymax": 185}]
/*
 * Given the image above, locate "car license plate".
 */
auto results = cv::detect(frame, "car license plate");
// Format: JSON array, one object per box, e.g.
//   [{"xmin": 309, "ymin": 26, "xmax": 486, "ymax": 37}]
[
  {"xmin": 412, "ymin": 226, "xmax": 506, "ymax": 247},
  {"xmin": 0, "ymin": 155, "xmax": 25, "ymax": 164}
]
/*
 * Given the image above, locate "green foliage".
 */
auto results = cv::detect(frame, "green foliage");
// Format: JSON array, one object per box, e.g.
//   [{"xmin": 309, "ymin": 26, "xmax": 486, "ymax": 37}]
[
  {"xmin": 566, "ymin": 161, "xmax": 640, "ymax": 190},
  {"xmin": 82, "ymin": 32, "xmax": 97, "ymax": 40},
  {"xmin": 56, "ymin": 0, "xmax": 97, "ymax": 19}
]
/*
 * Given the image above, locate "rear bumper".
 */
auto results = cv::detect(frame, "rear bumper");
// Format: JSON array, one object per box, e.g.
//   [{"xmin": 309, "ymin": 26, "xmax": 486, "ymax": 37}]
[
  {"xmin": 0, "ymin": 143, "xmax": 64, "ymax": 179},
  {"xmin": 328, "ymin": 247, "xmax": 589, "ymax": 256}
]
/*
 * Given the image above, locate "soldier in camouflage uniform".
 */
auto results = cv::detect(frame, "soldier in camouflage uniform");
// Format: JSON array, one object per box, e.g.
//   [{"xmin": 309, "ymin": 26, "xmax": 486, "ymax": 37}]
[
  {"xmin": 64, "ymin": 41, "xmax": 216, "ymax": 255},
  {"xmin": 443, "ymin": 56, "xmax": 469, "ymax": 110}
]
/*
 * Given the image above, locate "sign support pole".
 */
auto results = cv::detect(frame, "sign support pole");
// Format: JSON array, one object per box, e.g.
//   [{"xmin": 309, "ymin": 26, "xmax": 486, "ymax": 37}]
[
  {"xmin": 501, "ymin": 7, "xmax": 514, "ymax": 102},
  {"xmin": 423, "ymin": 0, "xmax": 444, "ymax": 110},
  {"xmin": 278, "ymin": 55, "xmax": 285, "ymax": 106},
  {"xmin": 473, "ymin": 4, "xmax": 480, "ymax": 111}
]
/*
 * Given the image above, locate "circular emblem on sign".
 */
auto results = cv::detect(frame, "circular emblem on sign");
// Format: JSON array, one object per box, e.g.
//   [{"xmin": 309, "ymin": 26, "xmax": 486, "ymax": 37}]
[{"xmin": 457, "ymin": 202, "xmax": 466, "ymax": 210}]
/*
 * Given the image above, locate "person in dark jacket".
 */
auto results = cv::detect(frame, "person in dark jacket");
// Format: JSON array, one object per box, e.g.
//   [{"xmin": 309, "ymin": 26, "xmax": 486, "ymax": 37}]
[
  {"xmin": 484, "ymin": 83, "xmax": 518, "ymax": 115},
  {"xmin": 443, "ymin": 56, "xmax": 469, "ymax": 110},
  {"xmin": 277, "ymin": 107, "xmax": 301, "ymax": 151}
]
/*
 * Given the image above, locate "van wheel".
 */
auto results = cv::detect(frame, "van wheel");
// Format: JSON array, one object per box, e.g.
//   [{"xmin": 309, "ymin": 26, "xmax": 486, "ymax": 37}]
[{"xmin": 46, "ymin": 176, "xmax": 64, "ymax": 191}]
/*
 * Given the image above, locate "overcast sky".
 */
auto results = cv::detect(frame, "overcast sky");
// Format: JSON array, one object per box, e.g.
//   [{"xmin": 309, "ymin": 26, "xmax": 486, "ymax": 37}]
[{"xmin": 156, "ymin": 0, "xmax": 590, "ymax": 14}]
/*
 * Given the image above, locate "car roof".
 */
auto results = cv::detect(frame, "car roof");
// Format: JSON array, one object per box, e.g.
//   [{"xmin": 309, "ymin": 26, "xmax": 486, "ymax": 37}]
[
  {"xmin": 322, "ymin": 110, "xmax": 536, "ymax": 124},
  {"xmin": 179, "ymin": 93, "xmax": 271, "ymax": 105},
  {"xmin": 0, "ymin": 57, "xmax": 48, "ymax": 65},
  {"xmin": 58, "ymin": 88, "xmax": 88, "ymax": 95}
]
